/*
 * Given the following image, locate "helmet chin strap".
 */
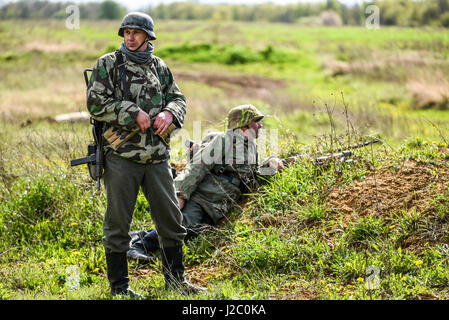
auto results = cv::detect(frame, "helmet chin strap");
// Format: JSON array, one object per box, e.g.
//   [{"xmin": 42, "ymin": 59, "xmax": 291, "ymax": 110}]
[{"xmin": 129, "ymin": 37, "xmax": 149, "ymax": 52}]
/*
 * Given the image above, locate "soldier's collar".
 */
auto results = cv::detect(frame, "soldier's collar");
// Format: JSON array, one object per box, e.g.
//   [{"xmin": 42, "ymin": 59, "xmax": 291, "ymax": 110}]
[{"xmin": 228, "ymin": 129, "xmax": 257, "ymax": 145}]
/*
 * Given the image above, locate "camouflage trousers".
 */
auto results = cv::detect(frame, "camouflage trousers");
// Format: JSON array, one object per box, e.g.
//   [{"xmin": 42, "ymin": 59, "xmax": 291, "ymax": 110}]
[{"xmin": 102, "ymin": 151, "xmax": 186, "ymax": 253}]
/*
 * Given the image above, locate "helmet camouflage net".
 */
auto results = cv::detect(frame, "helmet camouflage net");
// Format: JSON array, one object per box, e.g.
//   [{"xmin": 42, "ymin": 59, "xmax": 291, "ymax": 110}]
[
  {"xmin": 226, "ymin": 104, "xmax": 264, "ymax": 130},
  {"xmin": 118, "ymin": 12, "xmax": 156, "ymax": 40}
]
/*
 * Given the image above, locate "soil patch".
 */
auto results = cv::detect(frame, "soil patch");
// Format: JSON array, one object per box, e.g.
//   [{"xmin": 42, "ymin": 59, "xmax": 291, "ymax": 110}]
[
  {"xmin": 23, "ymin": 41, "xmax": 86, "ymax": 53},
  {"xmin": 177, "ymin": 71, "xmax": 285, "ymax": 101},
  {"xmin": 326, "ymin": 159, "xmax": 449, "ymax": 224}
]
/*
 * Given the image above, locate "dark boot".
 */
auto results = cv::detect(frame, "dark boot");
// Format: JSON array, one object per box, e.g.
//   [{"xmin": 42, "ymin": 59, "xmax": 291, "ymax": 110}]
[
  {"xmin": 161, "ymin": 245, "xmax": 206, "ymax": 295},
  {"xmin": 127, "ymin": 245, "xmax": 156, "ymax": 264},
  {"xmin": 129, "ymin": 230, "xmax": 149, "ymax": 244},
  {"xmin": 105, "ymin": 252, "xmax": 143, "ymax": 299},
  {"xmin": 127, "ymin": 229, "xmax": 159, "ymax": 263},
  {"xmin": 141, "ymin": 229, "xmax": 161, "ymax": 252}
]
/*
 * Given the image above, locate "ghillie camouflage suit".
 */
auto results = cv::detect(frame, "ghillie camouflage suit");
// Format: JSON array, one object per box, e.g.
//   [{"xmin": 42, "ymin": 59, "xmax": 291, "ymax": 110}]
[
  {"xmin": 176, "ymin": 129, "xmax": 263, "ymax": 224},
  {"xmin": 127, "ymin": 104, "xmax": 280, "ymax": 262}
]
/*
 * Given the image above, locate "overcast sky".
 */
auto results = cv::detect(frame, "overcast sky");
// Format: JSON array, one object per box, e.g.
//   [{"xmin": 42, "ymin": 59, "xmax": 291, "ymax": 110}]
[{"xmin": 0, "ymin": 0, "xmax": 366, "ymax": 11}]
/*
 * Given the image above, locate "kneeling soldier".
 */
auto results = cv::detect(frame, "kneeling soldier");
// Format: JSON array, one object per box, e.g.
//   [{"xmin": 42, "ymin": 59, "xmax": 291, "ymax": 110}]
[{"xmin": 127, "ymin": 104, "xmax": 285, "ymax": 262}]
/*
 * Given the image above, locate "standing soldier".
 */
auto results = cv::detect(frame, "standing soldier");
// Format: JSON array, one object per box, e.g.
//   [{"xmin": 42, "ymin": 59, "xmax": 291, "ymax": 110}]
[
  {"xmin": 86, "ymin": 12, "xmax": 204, "ymax": 297},
  {"xmin": 127, "ymin": 104, "xmax": 285, "ymax": 262}
]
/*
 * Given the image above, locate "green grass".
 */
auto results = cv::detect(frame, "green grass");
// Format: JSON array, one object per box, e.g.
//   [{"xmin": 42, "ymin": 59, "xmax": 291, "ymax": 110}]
[{"xmin": 1, "ymin": 121, "xmax": 449, "ymax": 299}]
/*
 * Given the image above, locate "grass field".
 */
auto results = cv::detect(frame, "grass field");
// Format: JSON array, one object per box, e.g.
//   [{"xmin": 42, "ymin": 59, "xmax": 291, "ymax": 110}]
[{"xmin": 1, "ymin": 19, "xmax": 449, "ymax": 300}]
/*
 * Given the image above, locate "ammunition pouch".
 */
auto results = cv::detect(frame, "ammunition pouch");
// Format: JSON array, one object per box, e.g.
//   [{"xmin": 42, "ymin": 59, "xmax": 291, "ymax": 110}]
[
  {"xmin": 103, "ymin": 127, "xmax": 139, "ymax": 151},
  {"xmin": 103, "ymin": 123, "xmax": 178, "ymax": 150},
  {"xmin": 158, "ymin": 123, "xmax": 177, "ymax": 146}
]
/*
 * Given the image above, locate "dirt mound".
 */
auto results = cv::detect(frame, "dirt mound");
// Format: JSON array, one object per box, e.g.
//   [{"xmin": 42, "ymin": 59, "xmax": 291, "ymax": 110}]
[
  {"xmin": 23, "ymin": 41, "xmax": 85, "ymax": 53},
  {"xmin": 177, "ymin": 71, "xmax": 285, "ymax": 101},
  {"xmin": 178, "ymin": 71, "xmax": 284, "ymax": 90},
  {"xmin": 326, "ymin": 159, "xmax": 449, "ymax": 222}
]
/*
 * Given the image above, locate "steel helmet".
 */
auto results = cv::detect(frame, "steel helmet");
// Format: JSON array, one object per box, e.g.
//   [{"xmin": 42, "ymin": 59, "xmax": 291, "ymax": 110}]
[
  {"xmin": 226, "ymin": 104, "xmax": 264, "ymax": 130},
  {"xmin": 118, "ymin": 12, "xmax": 156, "ymax": 40}
]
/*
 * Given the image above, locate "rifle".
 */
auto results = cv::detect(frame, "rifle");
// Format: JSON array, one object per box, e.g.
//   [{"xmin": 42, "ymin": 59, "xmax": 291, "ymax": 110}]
[
  {"xmin": 283, "ymin": 139, "xmax": 381, "ymax": 167},
  {"xmin": 329, "ymin": 139, "xmax": 380, "ymax": 153},
  {"xmin": 70, "ymin": 69, "xmax": 104, "ymax": 190}
]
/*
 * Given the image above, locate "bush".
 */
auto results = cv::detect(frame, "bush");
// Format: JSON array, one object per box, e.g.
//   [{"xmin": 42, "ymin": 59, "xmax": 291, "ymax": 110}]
[
  {"xmin": 156, "ymin": 42, "xmax": 219, "ymax": 63},
  {"xmin": 441, "ymin": 12, "xmax": 449, "ymax": 27},
  {"xmin": 99, "ymin": 1, "xmax": 125, "ymax": 20},
  {"xmin": 320, "ymin": 10, "xmax": 343, "ymax": 26},
  {"xmin": 103, "ymin": 43, "xmax": 119, "ymax": 55},
  {"xmin": 233, "ymin": 228, "xmax": 304, "ymax": 272},
  {"xmin": 346, "ymin": 216, "xmax": 388, "ymax": 247},
  {"xmin": 13, "ymin": 178, "xmax": 57, "ymax": 221},
  {"xmin": 155, "ymin": 42, "xmax": 296, "ymax": 65}
]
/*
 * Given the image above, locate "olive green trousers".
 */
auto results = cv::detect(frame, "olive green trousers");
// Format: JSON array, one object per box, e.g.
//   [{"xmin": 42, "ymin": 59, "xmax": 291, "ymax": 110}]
[{"xmin": 102, "ymin": 152, "xmax": 186, "ymax": 253}]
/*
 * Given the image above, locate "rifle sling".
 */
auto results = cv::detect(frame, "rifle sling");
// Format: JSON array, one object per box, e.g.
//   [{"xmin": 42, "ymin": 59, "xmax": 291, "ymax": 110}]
[
  {"xmin": 114, "ymin": 50, "xmax": 161, "ymax": 102},
  {"xmin": 115, "ymin": 50, "xmax": 131, "ymax": 101}
]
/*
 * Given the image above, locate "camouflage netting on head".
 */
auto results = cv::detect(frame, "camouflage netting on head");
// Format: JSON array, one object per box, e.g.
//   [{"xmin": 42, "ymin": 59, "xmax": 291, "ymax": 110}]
[{"xmin": 226, "ymin": 104, "xmax": 264, "ymax": 130}]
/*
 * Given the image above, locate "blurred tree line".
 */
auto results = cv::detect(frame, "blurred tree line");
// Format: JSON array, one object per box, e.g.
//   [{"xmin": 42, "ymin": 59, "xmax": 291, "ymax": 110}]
[
  {"xmin": 1, "ymin": 0, "xmax": 449, "ymax": 27},
  {"xmin": 0, "ymin": 0, "xmax": 126, "ymax": 20}
]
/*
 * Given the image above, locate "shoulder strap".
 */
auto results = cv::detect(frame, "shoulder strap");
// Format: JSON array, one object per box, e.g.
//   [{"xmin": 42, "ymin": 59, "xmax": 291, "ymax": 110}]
[
  {"xmin": 148, "ymin": 57, "xmax": 166, "ymax": 107},
  {"xmin": 114, "ymin": 50, "xmax": 131, "ymax": 101},
  {"xmin": 149, "ymin": 59, "xmax": 161, "ymax": 83}
]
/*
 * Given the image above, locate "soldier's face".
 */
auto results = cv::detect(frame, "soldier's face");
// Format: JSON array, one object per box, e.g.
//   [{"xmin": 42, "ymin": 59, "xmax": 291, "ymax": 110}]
[
  {"xmin": 124, "ymin": 28, "xmax": 148, "ymax": 51},
  {"xmin": 247, "ymin": 121, "xmax": 262, "ymax": 139}
]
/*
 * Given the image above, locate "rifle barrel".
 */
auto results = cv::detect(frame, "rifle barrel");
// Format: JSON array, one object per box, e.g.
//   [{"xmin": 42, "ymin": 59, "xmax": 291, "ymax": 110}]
[{"xmin": 333, "ymin": 139, "xmax": 380, "ymax": 153}]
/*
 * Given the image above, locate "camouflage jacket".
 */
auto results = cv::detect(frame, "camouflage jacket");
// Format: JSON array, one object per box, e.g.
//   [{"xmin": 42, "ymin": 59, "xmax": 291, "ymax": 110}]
[
  {"xmin": 86, "ymin": 51, "xmax": 186, "ymax": 164},
  {"xmin": 175, "ymin": 130, "xmax": 275, "ymax": 224}
]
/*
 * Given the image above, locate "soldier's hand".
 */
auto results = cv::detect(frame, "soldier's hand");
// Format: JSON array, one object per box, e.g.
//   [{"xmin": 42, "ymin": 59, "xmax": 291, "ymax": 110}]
[
  {"xmin": 153, "ymin": 111, "xmax": 173, "ymax": 135},
  {"xmin": 177, "ymin": 197, "xmax": 185, "ymax": 210},
  {"xmin": 269, "ymin": 157, "xmax": 285, "ymax": 172},
  {"xmin": 136, "ymin": 110, "xmax": 152, "ymax": 133}
]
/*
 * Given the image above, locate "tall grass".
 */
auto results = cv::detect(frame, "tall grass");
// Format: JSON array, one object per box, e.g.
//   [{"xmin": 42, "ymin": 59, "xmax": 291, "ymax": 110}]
[{"xmin": 1, "ymin": 117, "xmax": 449, "ymax": 299}]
